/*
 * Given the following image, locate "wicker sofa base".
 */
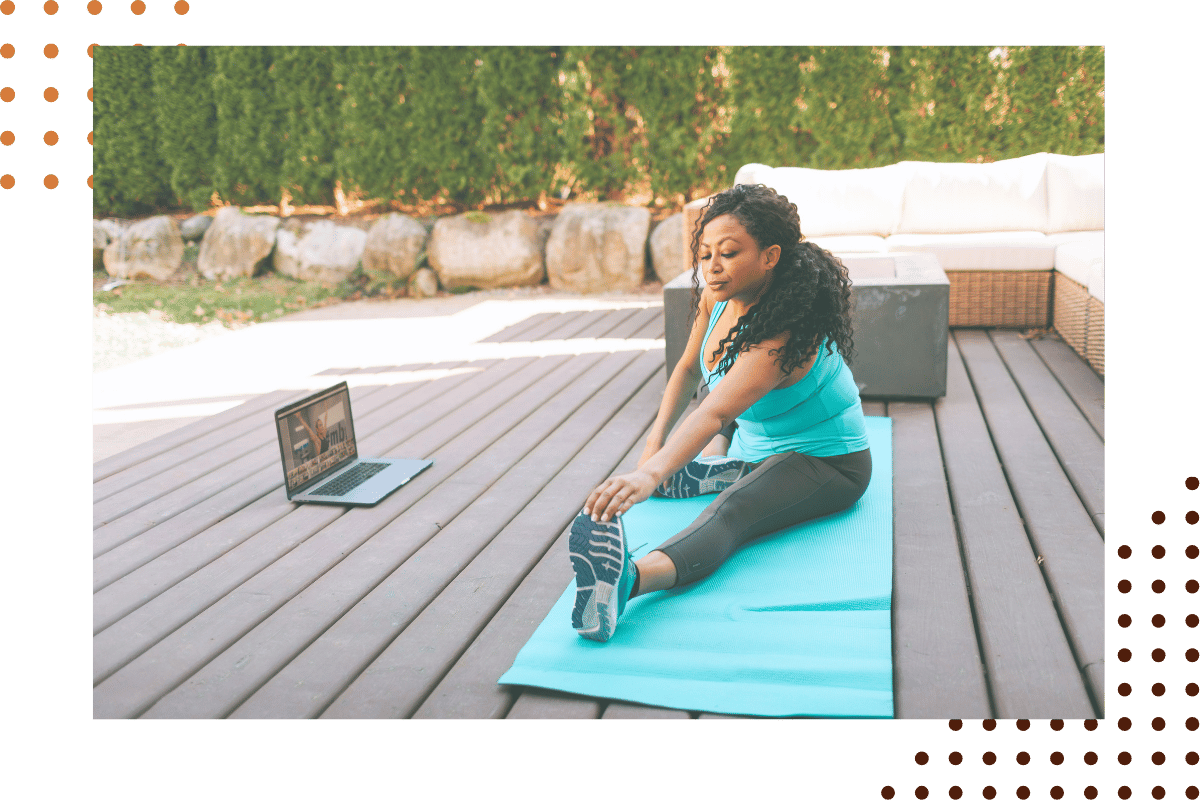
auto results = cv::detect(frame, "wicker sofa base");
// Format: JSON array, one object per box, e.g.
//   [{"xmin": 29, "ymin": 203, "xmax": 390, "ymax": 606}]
[
  {"xmin": 947, "ymin": 270, "xmax": 1053, "ymax": 328},
  {"xmin": 1053, "ymin": 273, "xmax": 1105, "ymax": 376}
]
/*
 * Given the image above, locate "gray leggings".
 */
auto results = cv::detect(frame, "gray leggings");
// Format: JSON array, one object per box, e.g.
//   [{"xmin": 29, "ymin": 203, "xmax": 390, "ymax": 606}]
[{"xmin": 656, "ymin": 446, "xmax": 873, "ymax": 587}]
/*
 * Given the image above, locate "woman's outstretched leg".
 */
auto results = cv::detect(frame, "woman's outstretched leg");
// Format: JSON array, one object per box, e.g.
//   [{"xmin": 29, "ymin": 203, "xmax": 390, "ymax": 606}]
[{"xmin": 655, "ymin": 448, "xmax": 871, "ymax": 588}]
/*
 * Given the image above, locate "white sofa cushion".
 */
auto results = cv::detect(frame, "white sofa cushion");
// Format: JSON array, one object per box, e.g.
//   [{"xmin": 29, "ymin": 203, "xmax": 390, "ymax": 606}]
[
  {"xmin": 1055, "ymin": 239, "xmax": 1104, "ymax": 302},
  {"xmin": 733, "ymin": 163, "xmax": 773, "ymax": 186},
  {"xmin": 806, "ymin": 234, "xmax": 889, "ymax": 254},
  {"xmin": 1047, "ymin": 230, "xmax": 1104, "ymax": 249},
  {"xmin": 885, "ymin": 231, "xmax": 1057, "ymax": 270},
  {"xmin": 896, "ymin": 152, "xmax": 1050, "ymax": 235},
  {"xmin": 735, "ymin": 162, "xmax": 913, "ymax": 238},
  {"xmin": 1046, "ymin": 153, "xmax": 1103, "ymax": 233},
  {"xmin": 1091, "ymin": 262, "xmax": 1104, "ymax": 304}
]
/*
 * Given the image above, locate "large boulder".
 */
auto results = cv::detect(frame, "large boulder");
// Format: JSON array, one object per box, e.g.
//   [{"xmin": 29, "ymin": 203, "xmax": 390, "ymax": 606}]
[
  {"xmin": 427, "ymin": 210, "xmax": 545, "ymax": 290},
  {"xmin": 546, "ymin": 203, "xmax": 650, "ymax": 293},
  {"xmin": 274, "ymin": 219, "xmax": 368, "ymax": 284},
  {"xmin": 198, "ymin": 206, "xmax": 280, "ymax": 280},
  {"xmin": 102, "ymin": 215, "xmax": 184, "ymax": 280},
  {"xmin": 180, "ymin": 214, "xmax": 213, "ymax": 242},
  {"xmin": 93, "ymin": 220, "xmax": 110, "ymax": 270},
  {"xmin": 648, "ymin": 212, "xmax": 686, "ymax": 284},
  {"xmin": 362, "ymin": 213, "xmax": 427, "ymax": 280}
]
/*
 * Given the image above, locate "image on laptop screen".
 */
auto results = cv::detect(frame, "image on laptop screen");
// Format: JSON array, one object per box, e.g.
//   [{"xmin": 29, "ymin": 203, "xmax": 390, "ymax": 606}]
[{"xmin": 277, "ymin": 385, "xmax": 358, "ymax": 494}]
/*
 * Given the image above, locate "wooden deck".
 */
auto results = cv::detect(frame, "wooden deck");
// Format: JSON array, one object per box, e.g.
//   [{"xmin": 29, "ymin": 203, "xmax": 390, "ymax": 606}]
[{"xmin": 92, "ymin": 307, "xmax": 1104, "ymax": 719}]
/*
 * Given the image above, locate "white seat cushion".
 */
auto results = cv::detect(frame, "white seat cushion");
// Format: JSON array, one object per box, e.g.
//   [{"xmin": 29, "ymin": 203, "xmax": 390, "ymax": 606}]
[
  {"xmin": 1046, "ymin": 153, "xmax": 1103, "ymax": 233},
  {"xmin": 736, "ymin": 162, "xmax": 913, "ymax": 238},
  {"xmin": 885, "ymin": 231, "xmax": 1057, "ymax": 270},
  {"xmin": 1090, "ymin": 263, "xmax": 1104, "ymax": 303},
  {"xmin": 896, "ymin": 152, "xmax": 1050, "ymax": 234},
  {"xmin": 1047, "ymin": 230, "xmax": 1103, "ymax": 249},
  {"xmin": 1055, "ymin": 239, "xmax": 1104, "ymax": 302},
  {"xmin": 806, "ymin": 234, "xmax": 889, "ymax": 254}
]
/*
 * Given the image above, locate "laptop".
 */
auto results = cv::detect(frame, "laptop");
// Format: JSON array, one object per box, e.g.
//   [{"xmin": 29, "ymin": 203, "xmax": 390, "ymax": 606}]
[{"xmin": 274, "ymin": 382, "xmax": 432, "ymax": 506}]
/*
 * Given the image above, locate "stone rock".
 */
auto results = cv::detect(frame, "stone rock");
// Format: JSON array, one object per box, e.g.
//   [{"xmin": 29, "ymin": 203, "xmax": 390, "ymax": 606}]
[
  {"xmin": 427, "ymin": 210, "xmax": 545, "ymax": 290},
  {"xmin": 407, "ymin": 267, "xmax": 440, "ymax": 299},
  {"xmin": 93, "ymin": 220, "xmax": 109, "ymax": 270},
  {"xmin": 546, "ymin": 203, "xmax": 650, "ymax": 293},
  {"xmin": 198, "ymin": 206, "xmax": 280, "ymax": 280},
  {"xmin": 274, "ymin": 219, "xmax": 367, "ymax": 284},
  {"xmin": 362, "ymin": 213, "xmax": 428, "ymax": 280},
  {"xmin": 648, "ymin": 212, "xmax": 686, "ymax": 284},
  {"xmin": 102, "ymin": 215, "xmax": 184, "ymax": 280},
  {"xmin": 180, "ymin": 214, "xmax": 213, "ymax": 242}
]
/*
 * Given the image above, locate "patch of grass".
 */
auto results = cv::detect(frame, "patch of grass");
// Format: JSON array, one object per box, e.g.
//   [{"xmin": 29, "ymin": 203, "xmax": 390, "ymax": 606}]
[{"xmin": 93, "ymin": 269, "xmax": 342, "ymax": 326}]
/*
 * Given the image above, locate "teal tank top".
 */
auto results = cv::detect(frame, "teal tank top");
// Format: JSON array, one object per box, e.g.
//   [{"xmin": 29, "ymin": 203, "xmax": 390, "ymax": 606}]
[{"xmin": 700, "ymin": 300, "xmax": 870, "ymax": 461}]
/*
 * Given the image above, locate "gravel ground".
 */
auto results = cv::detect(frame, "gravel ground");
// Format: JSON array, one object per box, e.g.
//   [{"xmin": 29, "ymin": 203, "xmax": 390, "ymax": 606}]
[{"xmin": 93, "ymin": 306, "xmax": 235, "ymax": 372}]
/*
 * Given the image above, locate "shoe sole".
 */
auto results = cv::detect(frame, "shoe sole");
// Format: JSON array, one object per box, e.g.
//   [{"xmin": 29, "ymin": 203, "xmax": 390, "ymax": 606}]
[
  {"xmin": 655, "ymin": 459, "xmax": 745, "ymax": 499},
  {"xmin": 569, "ymin": 514, "xmax": 626, "ymax": 642}
]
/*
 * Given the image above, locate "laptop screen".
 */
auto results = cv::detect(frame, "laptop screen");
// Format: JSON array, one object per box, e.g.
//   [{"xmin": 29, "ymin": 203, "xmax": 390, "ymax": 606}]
[{"xmin": 275, "ymin": 383, "xmax": 358, "ymax": 495}]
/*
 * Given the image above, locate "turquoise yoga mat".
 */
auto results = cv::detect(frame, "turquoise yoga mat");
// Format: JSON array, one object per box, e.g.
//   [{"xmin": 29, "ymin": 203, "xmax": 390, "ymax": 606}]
[{"xmin": 500, "ymin": 416, "xmax": 893, "ymax": 718}]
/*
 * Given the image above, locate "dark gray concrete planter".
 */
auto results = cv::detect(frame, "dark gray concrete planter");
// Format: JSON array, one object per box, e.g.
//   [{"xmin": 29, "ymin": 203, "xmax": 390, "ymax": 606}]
[{"xmin": 663, "ymin": 252, "xmax": 949, "ymax": 399}]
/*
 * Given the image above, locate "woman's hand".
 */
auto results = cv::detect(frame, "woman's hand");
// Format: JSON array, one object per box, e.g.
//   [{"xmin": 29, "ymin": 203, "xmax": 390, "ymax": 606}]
[{"xmin": 584, "ymin": 470, "xmax": 659, "ymax": 523}]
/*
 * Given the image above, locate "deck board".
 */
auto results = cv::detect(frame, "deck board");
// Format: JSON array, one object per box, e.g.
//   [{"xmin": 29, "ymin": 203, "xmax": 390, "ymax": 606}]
[
  {"xmin": 1029, "ymin": 336, "xmax": 1104, "ymax": 438},
  {"xmin": 96, "ymin": 311, "xmax": 1103, "ymax": 720},
  {"xmin": 990, "ymin": 331, "xmax": 1105, "ymax": 535},
  {"xmin": 935, "ymin": 334, "xmax": 1095, "ymax": 719},
  {"xmin": 955, "ymin": 331, "xmax": 1104, "ymax": 714},
  {"xmin": 890, "ymin": 401, "xmax": 991, "ymax": 719}
]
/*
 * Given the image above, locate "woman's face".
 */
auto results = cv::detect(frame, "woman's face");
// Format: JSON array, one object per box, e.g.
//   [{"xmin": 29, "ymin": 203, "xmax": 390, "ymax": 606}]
[{"xmin": 698, "ymin": 214, "xmax": 779, "ymax": 307}]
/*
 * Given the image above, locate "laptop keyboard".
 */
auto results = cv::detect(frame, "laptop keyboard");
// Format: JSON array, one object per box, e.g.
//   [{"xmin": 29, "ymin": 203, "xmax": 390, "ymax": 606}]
[{"xmin": 308, "ymin": 461, "xmax": 389, "ymax": 496}]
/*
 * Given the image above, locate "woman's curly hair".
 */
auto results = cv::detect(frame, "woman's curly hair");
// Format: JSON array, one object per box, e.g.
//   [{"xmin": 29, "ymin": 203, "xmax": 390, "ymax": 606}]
[{"xmin": 689, "ymin": 183, "xmax": 855, "ymax": 377}]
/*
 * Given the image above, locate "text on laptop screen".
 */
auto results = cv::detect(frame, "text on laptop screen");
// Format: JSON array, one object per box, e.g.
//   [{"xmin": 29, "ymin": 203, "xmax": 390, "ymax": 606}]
[{"xmin": 277, "ymin": 386, "xmax": 358, "ymax": 493}]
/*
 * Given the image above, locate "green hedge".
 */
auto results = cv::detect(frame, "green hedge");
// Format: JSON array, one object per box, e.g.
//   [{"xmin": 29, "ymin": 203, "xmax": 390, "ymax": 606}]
[{"xmin": 93, "ymin": 45, "xmax": 1105, "ymax": 218}]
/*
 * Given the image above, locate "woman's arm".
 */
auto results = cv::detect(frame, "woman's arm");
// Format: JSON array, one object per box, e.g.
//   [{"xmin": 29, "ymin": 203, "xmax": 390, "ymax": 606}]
[
  {"xmin": 586, "ymin": 333, "xmax": 816, "ymax": 522},
  {"xmin": 637, "ymin": 292, "xmax": 713, "ymax": 467}
]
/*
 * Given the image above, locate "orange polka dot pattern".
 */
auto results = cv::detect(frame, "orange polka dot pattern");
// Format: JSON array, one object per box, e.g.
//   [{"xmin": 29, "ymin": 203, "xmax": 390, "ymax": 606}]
[
  {"xmin": 880, "ymin": 476, "xmax": 1200, "ymax": 798},
  {"xmin": 1, "ymin": 3, "xmax": 200, "ymax": 196}
]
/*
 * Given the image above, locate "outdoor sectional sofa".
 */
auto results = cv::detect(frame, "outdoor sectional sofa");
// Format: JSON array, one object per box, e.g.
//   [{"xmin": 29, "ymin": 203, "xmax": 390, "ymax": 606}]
[{"xmin": 680, "ymin": 151, "xmax": 1105, "ymax": 376}]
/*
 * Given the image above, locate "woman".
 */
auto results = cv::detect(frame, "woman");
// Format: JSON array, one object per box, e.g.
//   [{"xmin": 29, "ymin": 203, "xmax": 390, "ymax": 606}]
[{"xmin": 569, "ymin": 183, "xmax": 873, "ymax": 642}]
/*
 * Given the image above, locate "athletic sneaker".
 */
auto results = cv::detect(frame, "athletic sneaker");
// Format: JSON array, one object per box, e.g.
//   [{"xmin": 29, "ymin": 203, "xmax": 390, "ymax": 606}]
[
  {"xmin": 655, "ymin": 455, "xmax": 747, "ymax": 499},
  {"xmin": 569, "ymin": 511, "xmax": 636, "ymax": 642}
]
